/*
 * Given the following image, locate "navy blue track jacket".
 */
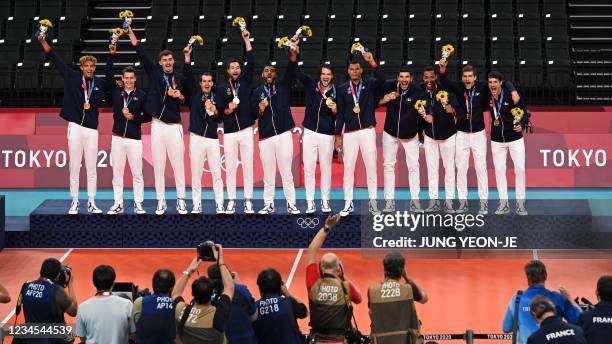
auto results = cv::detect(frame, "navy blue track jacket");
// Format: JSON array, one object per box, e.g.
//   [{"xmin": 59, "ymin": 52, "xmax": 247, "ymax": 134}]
[
  {"xmin": 184, "ymin": 62, "xmax": 221, "ymax": 139},
  {"xmin": 381, "ymin": 80, "xmax": 427, "ymax": 139},
  {"xmin": 216, "ymin": 50, "xmax": 256, "ymax": 134},
  {"xmin": 420, "ymin": 83, "xmax": 461, "ymax": 141},
  {"xmin": 295, "ymin": 66, "xmax": 337, "ymax": 136}
]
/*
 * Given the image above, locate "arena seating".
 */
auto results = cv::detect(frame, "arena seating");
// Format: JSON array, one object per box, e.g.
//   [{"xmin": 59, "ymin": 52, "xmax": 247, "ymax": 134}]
[{"xmin": 0, "ymin": 0, "xmax": 608, "ymax": 107}]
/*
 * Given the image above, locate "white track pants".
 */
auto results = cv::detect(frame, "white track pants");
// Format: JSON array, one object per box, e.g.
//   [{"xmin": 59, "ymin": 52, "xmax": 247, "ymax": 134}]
[
  {"xmin": 190, "ymin": 133, "xmax": 223, "ymax": 205},
  {"xmin": 224, "ymin": 126, "xmax": 254, "ymax": 200},
  {"xmin": 424, "ymin": 134, "xmax": 456, "ymax": 200},
  {"xmin": 491, "ymin": 138, "xmax": 526, "ymax": 201},
  {"xmin": 151, "ymin": 118, "xmax": 186, "ymax": 201},
  {"xmin": 302, "ymin": 128, "xmax": 335, "ymax": 202},
  {"xmin": 259, "ymin": 131, "xmax": 296, "ymax": 204},
  {"xmin": 110, "ymin": 136, "xmax": 144, "ymax": 204},
  {"xmin": 342, "ymin": 127, "xmax": 378, "ymax": 201},
  {"xmin": 455, "ymin": 130, "xmax": 489, "ymax": 200},
  {"xmin": 382, "ymin": 132, "xmax": 420, "ymax": 200},
  {"xmin": 67, "ymin": 122, "xmax": 98, "ymax": 199}
]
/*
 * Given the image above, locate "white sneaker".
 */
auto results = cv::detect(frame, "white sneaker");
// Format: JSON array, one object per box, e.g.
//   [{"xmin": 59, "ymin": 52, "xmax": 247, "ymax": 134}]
[
  {"xmin": 87, "ymin": 201, "xmax": 102, "ymax": 214},
  {"xmin": 369, "ymin": 199, "xmax": 381, "ymax": 215},
  {"xmin": 339, "ymin": 201, "xmax": 354, "ymax": 217},
  {"xmin": 306, "ymin": 201, "xmax": 316, "ymax": 214},
  {"xmin": 191, "ymin": 202, "xmax": 202, "ymax": 214},
  {"xmin": 225, "ymin": 200, "xmax": 236, "ymax": 214},
  {"xmin": 321, "ymin": 199, "xmax": 332, "ymax": 213},
  {"xmin": 455, "ymin": 200, "xmax": 468, "ymax": 214},
  {"xmin": 216, "ymin": 203, "xmax": 225, "ymax": 214},
  {"xmin": 177, "ymin": 199, "xmax": 188, "ymax": 215},
  {"xmin": 134, "ymin": 202, "xmax": 146, "ymax": 214},
  {"xmin": 258, "ymin": 203, "xmax": 275, "ymax": 214},
  {"xmin": 382, "ymin": 200, "xmax": 395, "ymax": 213},
  {"xmin": 107, "ymin": 203, "xmax": 124, "ymax": 215},
  {"xmin": 478, "ymin": 201, "xmax": 488, "ymax": 215},
  {"xmin": 155, "ymin": 200, "xmax": 167, "ymax": 215},
  {"xmin": 515, "ymin": 202, "xmax": 528, "ymax": 216},
  {"xmin": 68, "ymin": 200, "xmax": 79, "ymax": 215},
  {"xmin": 287, "ymin": 202, "xmax": 301, "ymax": 214},
  {"xmin": 410, "ymin": 200, "xmax": 424, "ymax": 213},
  {"xmin": 244, "ymin": 199, "xmax": 255, "ymax": 214},
  {"xmin": 495, "ymin": 200, "xmax": 510, "ymax": 215}
]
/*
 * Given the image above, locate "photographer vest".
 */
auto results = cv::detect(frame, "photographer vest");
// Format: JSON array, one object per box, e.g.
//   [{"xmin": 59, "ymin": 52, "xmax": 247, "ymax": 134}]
[
  {"xmin": 369, "ymin": 279, "xmax": 421, "ymax": 344},
  {"xmin": 21, "ymin": 279, "xmax": 64, "ymax": 324},
  {"xmin": 308, "ymin": 274, "xmax": 351, "ymax": 340},
  {"xmin": 175, "ymin": 302, "xmax": 224, "ymax": 344},
  {"xmin": 135, "ymin": 293, "xmax": 176, "ymax": 344}
]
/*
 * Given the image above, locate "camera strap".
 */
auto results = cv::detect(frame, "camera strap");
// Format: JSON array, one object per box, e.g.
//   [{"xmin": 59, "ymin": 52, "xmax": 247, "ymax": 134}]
[
  {"xmin": 339, "ymin": 281, "xmax": 359, "ymax": 332},
  {"xmin": 512, "ymin": 290, "xmax": 523, "ymax": 344},
  {"xmin": 178, "ymin": 299, "xmax": 196, "ymax": 335}
]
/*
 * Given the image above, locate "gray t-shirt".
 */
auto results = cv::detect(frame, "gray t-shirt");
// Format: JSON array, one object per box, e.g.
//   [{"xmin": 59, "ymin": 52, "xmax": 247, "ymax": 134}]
[{"xmin": 76, "ymin": 295, "xmax": 136, "ymax": 344}]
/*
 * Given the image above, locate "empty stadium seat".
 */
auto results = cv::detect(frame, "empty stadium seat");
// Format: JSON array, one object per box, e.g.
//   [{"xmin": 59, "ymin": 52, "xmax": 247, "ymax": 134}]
[
  {"xmin": 518, "ymin": 36, "xmax": 543, "ymax": 62},
  {"xmin": 331, "ymin": 0, "xmax": 354, "ymax": 16},
  {"xmin": 517, "ymin": 14, "xmax": 541, "ymax": 40},
  {"xmin": 382, "ymin": 0, "xmax": 406, "ymax": 15},
  {"xmin": 251, "ymin": 17, "xmax": 274, "ymax": 38},
  {"xmin": 436, "ymin": 0, "xmax": 459, "ymax": 14},
  {"xmin": 544, "ymin": 13, "xmax": 568, "ymax": 38},
  {"xmin": 379, "ymin": 38, "xmax": 404, "ymax": 66},
  {"xmin": 203, "ymin": 0, "xmax": 225, "ymax": 18},
  {"xmin": 489, "ymin": 14, "xmax": 514, "ymax": 40},
  {"xmin": 545, "ymin": 36, "xmax": 570, "ymax": 61},
  {"xmin": 300, "ymin": 37, "xmax": 324, "ymax": 64},
  {"xmin": 220, "ymin": 41, "xmax": 244, "ymax": 62},
  {"xmin": 328, "ymin": 16, "xmax": 352, "ymax": 38},
  {"xmin": 39, "ymin": 0, "xmax": 63, "ymax": 19},
  {"xmin": 13, "ymin": 0, "xmax": 36, "ymax": 20},
  {"xmin": 461, "ymin": 13, "xmax": 485, "ymax": 37},
  {"xmin": 65, "ymin": 0, "xmax": 89, "ymax": 19},
  {"xmin": 325, "ymin": 37, "xmax": 350, "ymax": 64},
  {"xmin": 0, "ymin": 40, "xmax": 21, "ymax": 63},
  {"xmin": 251, "ymin": 37, "xmax": 271, "ymax": 66},
  {"xmin": 462, "ymin": 0, "xmax": 485, "ymax": 16},
  {"xmin": 197, "ymin": 17, "xmax": 221, "ymax": 41},
  {"xmin": 354, "ymin": 14, "xmax": 378, "ymax": 39},
  {"xmin": 547, "ymin": 59, "xmax": 572, "ymax": 87},
  {"xmin": 150, "ymin": 0, "xmax": 173, "ymax": 19},
  {"xmin": 460, "ymin": 36, "xmax": 486, "ymax": 72},
  {"xmin": 516, "ymin": 0, "xmax": 540, "ymax": 16},
  {"xmin": 435, "ymin": 13, "xmax": 459, "ymax": 38},
  {"xmin": 170, "ymin": 17, "xmax": 196, "ymax": 41},
  {"xmin": 409, "ymin": 0, "xmax": 432, "ymax": 16},
  {"xmin": 255, "ymin": 0, "xmax": 278, "ymax": 18},
  {"xmin": 14, "ymin": 62, "xmax": 40, "ymax": 90},
  {"xmin": 356, "ymin": 0, "xmax": 379, "ymax": 14},
  {"xmin": 23, "ymin": 41, "xmax": 46, "ymax": 64},
  {"xmin": 0, "ymin": 0, "xmax": 10, "ymax": 21},
  {"xmin": 57, "ymin": 18, "xmax": 83, "ymax": 41},
  {"xmin": 408, "ymin": 15, "xmax": 431, "ymax": 37},
  {"xmin": 519, "ymin": 60, "xmax": 544, "ymax": 87},
  {"xmin": 3, "ymin": 19, "xmax": 30, "ymax": 42},
  {"xmin": 302, "ymin": 16, "xmax": 326, "ymax": 37},
  {"xmin": 282, "ymin": 0, "xmax": 305, "ymax": 16},
  {"xmin": 0, "ymin": 61, "xmax": 13, "ymax": 88},
  {"xmin": 406, "ymin": 37, "xmax": 432, "ymax": 67},
  {"xmin": 381, "ymin": 13, "xmax": 405, "ymax": 39},
  {"xmin": 490, "ymin": 0, "xmax": 512, "ymax": 16},
  {"xmin": 490, "ymin": 37, "xmax": 515, "ymax": 66},
  {"xmin": 543, "ymin": 0, "xmax": 567, "ymax": 15},
  {"xmin": 229, "ymin": 0, "xmax": 252, "ymax": 17},
  {"xmin": 276, "ymin": 15, "xmax": 301, "ymax": 38},
  {"xmin": 145, "ymin": 18, "xmax": 169, "ymax": 44},
  {"xmin": 177, "ymin": 0, "xmax": 201, "ymax": 18}
]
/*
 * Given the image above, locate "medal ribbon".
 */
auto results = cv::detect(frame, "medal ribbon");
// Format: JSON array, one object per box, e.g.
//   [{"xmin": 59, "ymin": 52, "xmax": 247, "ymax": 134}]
[
  {"xmin": 465, "ymin": 87, "xmax": 475, "ymax": 116},
  {"xmin": 492, "ymin": 92, "xmax": 504, "ymax": 120},
  {"xmin": 397, "ymin": 82, "xmax": 409, "ymax": 97},
  {"xmin": 318, "ymin": 82, "xmax": 335, "ymax": 100},
  {"xmin": 264, "ymin": 83, "xmax": 275, "ymax": 98},
  {"xmin": 123, "ymin": 89, "xmax": 135, "ymax": 108},
  {"xmin": 349, "ymin": 80, "xmax": 362, "ymax": 107},
  {"xmin": 230, "ymin": 80, "xmax": 240, "ymax": 98},
  {"xmin": 163, "ymin": 73, "xmax": 176, "ymax": 91},
  {"xmin": 83, "ymin": 76, "xmax": 94, "ymax": 105}
]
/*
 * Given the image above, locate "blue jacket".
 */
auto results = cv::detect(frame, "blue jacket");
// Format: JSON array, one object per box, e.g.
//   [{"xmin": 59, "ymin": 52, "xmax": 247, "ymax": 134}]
[
  {"xmin": 183, "ymin": 62, "xmax": 221, "ymax": 139},
  {"xmin": 488, "ymin": 88, "xmax": 529, "ymax": 143},
  {"xmin": 503, "ymin": 285, "xmax": 582, "ymax": 344},
  {"xmin": 295, "ymin": 66, "xmax": 337, "ymax": 136},
  {"xmin": 46, "ymin": 49, "xmax": 108, "ymax": 130},
  {"xmin": 335, "ymin": 66, "xmax": 386, "ymax": 135},
  {"xmin": 381, "ymin": 80, "xmax": 427, "ymax": 139},
  {"xmin": 105, "ymin": 53, "xmax": 147, "ymax": 140},
  {"xmin": 577, "ymin": 301, "xmax": 612, "ymax": 344},
  {"xmin": 251, "ymin": 61, "xmax": 297, "ymax": 140},
  {"xmin": 439, "ymin": 72, "xmax": 516, "ymax": 134},
  {"xmin": 216, "ymin": 50, "xmax": 256, "ymax": 134},
  {"xmin": 527, "ymin": 316, "xmax": 587, "ymax": 344},
  {"xmin": 135, "ymin": 43, "xmax": 187, "ymax": 123},
  {"xmin": 420, "ymin": 83, "xmax": 460, "ymax": 141}
]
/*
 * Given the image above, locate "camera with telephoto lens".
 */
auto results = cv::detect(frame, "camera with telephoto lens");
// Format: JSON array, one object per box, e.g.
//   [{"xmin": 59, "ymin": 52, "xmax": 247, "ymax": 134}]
[
  {"xmin": 197, "ymin": 241, "xmax": 218, "ymax": 261},
  {"xmin": 574, "ymin": 296, "xmax": 595, "ymax": 311},
  {"xmin": 56, "ymin": 264, "xmax": 72, "ymax": 288}
]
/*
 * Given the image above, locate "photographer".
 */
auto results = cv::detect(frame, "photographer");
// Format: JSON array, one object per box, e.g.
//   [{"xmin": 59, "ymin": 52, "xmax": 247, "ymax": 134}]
[
  {"xmin": 132, "ymin": 269, "xmax": 176, "ymax": 343},
  {"xmin": 76, "ymin": 265, "xmax": 135, "ymax": 344},
  {"xmin": 577, "ymin": 275, "xmax": 612, "ymax": 344},
  {"xmin": 0, "ymin": 281, "xmax": 10, "ymax": 303},
  {"xmin": 172, "ymin": 245, "xmax": 234, "ymax": 344},
  {"xmin": 19, "ymin": 258, "xmax": 78, "ymax": 342},
  {"xmin": 253, "ymin": 268, "xmax": 308, "ymax": 343},
  {"xmin": 527, "ymin": 296, "xmax": 587, "ymax": 344},
  {"xmin": 503, "ymin": 260, "xmax": 581, "ymax": 344},
  {"xmin": 306, "ymin": 214, "xmax": 363, "ymax": 343},
  {"xmin": 369, "ymin": 252, "xmax": 428, "ymax": 344},
  {"xmin": 207, "ymin": 264, "xmax": 258, "ymax": 344}
]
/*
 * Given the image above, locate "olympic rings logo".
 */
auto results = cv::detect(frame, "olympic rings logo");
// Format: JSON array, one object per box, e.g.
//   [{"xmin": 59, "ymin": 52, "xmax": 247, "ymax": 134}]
[{"xmin": 296, "ymin": 217, "xmax": 320, "ymax": 229}]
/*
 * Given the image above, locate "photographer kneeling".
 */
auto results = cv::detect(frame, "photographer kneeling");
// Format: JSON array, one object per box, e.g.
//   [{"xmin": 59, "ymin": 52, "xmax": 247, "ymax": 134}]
[
  {"xmin": 172, "ymin": 244, "xmax": 234, "ymax": 344},
  {"xmin": 18, "ymin": 258, "xmax": 78, "ymax": 343}
]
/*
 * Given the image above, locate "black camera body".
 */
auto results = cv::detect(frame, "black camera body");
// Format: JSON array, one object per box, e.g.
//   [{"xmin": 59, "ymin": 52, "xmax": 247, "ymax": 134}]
[
  {"xmin": 56, "ymin": 265, "xmax": 72, "ymax": 288},
  {"xmin": 197, "ymin": 241, "xmax": 218, "ymax": 261}
]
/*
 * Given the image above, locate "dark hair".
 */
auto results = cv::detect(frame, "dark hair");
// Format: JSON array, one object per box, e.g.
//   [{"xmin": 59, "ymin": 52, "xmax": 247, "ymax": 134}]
[
  {"xmin": 122, "ymin": 66, "xmax": 136, "ymax": 76},
  {"xmin": 487, "ymin": 71, "xmax": 504, "ymax": 82},
  {"xmin": 199, "ymin": 72, "xmax": 214, "ymax": 82},
  {"xmin": 40, "ymin": 258, "xmax": 62, "ymax": 280},
  {"xmin": 462, "ymin": 65, "xmax": 476, "ymax": 75},
  {"xmin": 227, "ymin": 58, "xmax": 241, "ymax": 68},
  {"xmin": 152, "ymin": 269, "xmax": 176, "ymax": 294},
  {"xmin": 530, "ymin": 296, "xmax": 556, "ymax": 319},
  {"xmin": 383, "ymin": 252, "xmax": 405, "ymax": 279},
  {"xmin": 597, "ymin": 275, "xmax": 612, "ymax": 302},
  {"xmin": 348, "ymin": 59, "xmax": 362, "ymax": 67},
  {"xmin": 192, "ymin": 276, "xmax": 216, "ymax": 304},
  {"xmin": 158, "ymin": 50, "xmax": 173, "ymax": 60},
  {"xmin": 524, "ymin": 260, "xmax": 547, "ymax": 285},
  {"xmin": 257, "ymin": 268, "xmax": 282, "ymax": 295},
  {"xmin": 398, "ymin": 66, "xmax": 412, "ymax": 76},
  {"xmin": 93, "ymin": 265, "xmax": 116, "ymax": 291},
  {"xmin": 423, "ymin": 65, "xmax": 436, "ymax": 74},
  {"xmin": 319, "ymin": 63, "xmax": 334, "ymax": 75}
]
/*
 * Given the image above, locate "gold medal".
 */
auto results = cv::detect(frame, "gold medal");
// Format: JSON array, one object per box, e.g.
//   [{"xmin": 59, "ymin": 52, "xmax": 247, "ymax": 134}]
[
  {"xmin": 353, "ymin": 105, "xmax": 361, "ymax": 113},
  {"xmin": 388, "ymin": 92, "xmax": 397, "ymax": 100},
  {"xmin": 167, "ymin": 89, "xmax": 176, "ymax": 97},
  {"xmin": 494, "ymin": 119, "xmax": 500, "ymax": 126},
  {"xmin": 84, "ymin": 102, "xmax": 91, "ymax": 110},
  {"xmin": 232, "ymin": 97, "xmax": 240, "ymax": 105},
  {"xmin": 122, "ymin": 107, "xmax": 129, "ymax": 115},
  {"xmin": 325, "ymin": 98, "xmax": 335, "ymax": 107}
]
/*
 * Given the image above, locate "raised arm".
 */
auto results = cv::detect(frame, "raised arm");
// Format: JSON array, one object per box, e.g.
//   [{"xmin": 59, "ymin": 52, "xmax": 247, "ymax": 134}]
[
  {"xmin": 281, "ymin": 54, "xmax": 298, "ymax": 87},
  {"xmin": 40, "ymin": 38, "xmax": 76, "ymax": 80},
  {"xmin": 306, "ymin": 214, "xmax": 341, "ymax": 265},
  {"xmin": 438, "ymin": 58, "xmax": 463, "ymax": 95},
  {"xmin": 362, "ymin": 51, "xmax": 385, "ymax": 90},
  {"xmin": 104, "ymin": 47, "xmax": 117, "ymax": 96},
  {"xmin": 216, "ymin": 245, "xmax": 235, "ymax": 299},
  {"xmin": 127, "ymin": 24, "xmax": 155, "ymax": 75},
  {"xmin": 183, "ymin": 46, "xmax": 197, "ymax": 97},
  {"xmin": 171, "ymin": 258, "xmax": 202, "ymax": 300},
  {"xmin": 242, "ymin": 30, "xmax": 254, "ymax": 85}
]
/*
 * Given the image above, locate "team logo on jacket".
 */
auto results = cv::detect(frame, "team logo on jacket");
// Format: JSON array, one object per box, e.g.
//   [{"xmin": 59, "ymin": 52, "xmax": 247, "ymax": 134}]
[
  {"xmin": 94, "ymin": 87, "xmax": 99, "ymax": 91},
  {"xmin": 134, "ymin": 97, "xmax": 139, "ymax": 101},
  {"xmin": 226, "ymin": 88, "xmax": 231, "ymax": 96}
]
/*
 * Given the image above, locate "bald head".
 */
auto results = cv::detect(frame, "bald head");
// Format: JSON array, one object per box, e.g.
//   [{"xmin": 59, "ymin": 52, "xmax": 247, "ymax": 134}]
[{"xmin": 320, "ymin": 253, "xmax": 340, "ymax": 271}]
